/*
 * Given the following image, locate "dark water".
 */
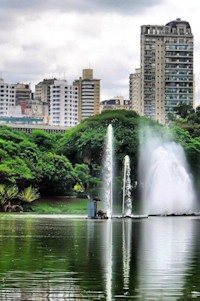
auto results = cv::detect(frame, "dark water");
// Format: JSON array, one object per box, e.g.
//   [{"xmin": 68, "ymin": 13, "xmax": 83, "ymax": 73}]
[{"xmin": 0, "ymin": 214, "xmax": 200, "ymax": 300}]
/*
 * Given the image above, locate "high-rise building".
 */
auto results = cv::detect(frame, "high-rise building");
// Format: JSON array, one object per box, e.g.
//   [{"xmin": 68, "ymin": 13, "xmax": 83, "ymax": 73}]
[
  {"xmin": 73, "ymin": 69, "xmax": 100, "ymax": 122},
  {"xmin": 15, "ymin": 83, "xmax": 32, "ymax": 106},
  {"xmin": 129, "ymin": 69, "xmax": 141, "ymax": 115},
  {"xmin": 49, "ymin": 80, "xmax": 78, "ymax": 127},
  {"xmin": 35, "ymin": 78, "xmax": 57, "ymax": 104},
  {"xmin": 140, "ymin": 18, "xmax": 194, "ymax": 123},
  {"xmin": 0, "ymin": 79, "xmax": 15, "ymax": 116}
]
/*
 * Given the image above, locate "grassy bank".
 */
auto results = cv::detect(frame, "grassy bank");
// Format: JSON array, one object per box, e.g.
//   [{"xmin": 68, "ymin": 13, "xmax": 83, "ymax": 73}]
[
  {"xmin": 31, "ymin": 198, "xmax": 90, "ymax": 214},
  {"xmin": 30, "ymin": 197, "xmax": 140, "ymax": 215}
]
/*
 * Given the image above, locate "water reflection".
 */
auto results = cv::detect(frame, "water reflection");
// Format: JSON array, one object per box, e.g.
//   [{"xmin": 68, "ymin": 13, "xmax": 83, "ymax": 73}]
[
  {"xmin": 122, "ymin": 219, "xmax": 132, "ymax": 290},
  {"xmin": 102, "ymin": 220, "xmax": 113, "ymax": 301},
  {"xmin": 0, "ymin": 215, "xmax": 199, "ymax": 300},
  {"xmin": 138, "ymin": 217, "xmax": 195, "ymax": 300}
]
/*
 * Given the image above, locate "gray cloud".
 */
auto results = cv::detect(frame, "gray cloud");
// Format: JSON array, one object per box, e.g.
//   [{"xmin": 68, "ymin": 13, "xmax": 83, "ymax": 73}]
[
  {"xmin": 0, "ymin": 0, "xmax": 199, "ymax": 107},
  {"xmin": 0, "ymin": 0, "xmax": 163, "ymax": 15}
]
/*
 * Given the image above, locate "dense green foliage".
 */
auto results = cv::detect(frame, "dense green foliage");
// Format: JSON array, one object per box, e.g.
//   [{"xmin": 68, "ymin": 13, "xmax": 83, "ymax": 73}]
[{"xmin": 0, "ymin": 109, "xmax": 199, "ymax": 199}]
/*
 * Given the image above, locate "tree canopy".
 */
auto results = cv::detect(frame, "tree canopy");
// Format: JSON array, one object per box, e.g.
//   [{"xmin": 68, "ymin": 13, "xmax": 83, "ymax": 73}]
[{"xmin": 0, "ymin": 110, "xmax": 199, "ymax": 197}]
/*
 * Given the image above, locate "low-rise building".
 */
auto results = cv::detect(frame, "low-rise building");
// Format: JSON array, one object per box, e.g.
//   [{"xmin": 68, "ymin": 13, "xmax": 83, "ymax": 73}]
[
  {"xmin": 0, "ymin": 116, "xmax": 67, "ymax": 133},
  {"xmin": 100, "ymin": 96, "xmax": 131, "ymax": 112},
  {"xmin": 25, "ymin": 100, "xmax": 49, "ymax": 120}
]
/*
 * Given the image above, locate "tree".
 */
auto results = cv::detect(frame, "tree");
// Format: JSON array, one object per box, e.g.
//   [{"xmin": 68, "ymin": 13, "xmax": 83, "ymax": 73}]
[
  {"xmin": 0, "ymin": 157, "xmax": 34, "ymax": 186},
  {"xmin": 56, "ymin": 110, "xmax": 141, "ymax": 171},
  {"xmin": 31, "ymin": 130, "xmax": 55, "ymax": 152},
  {"xmin": 175, "ymin": 104, "xmax": 194, "ymax": 119},
  {"xmin": 39, "ymin": 153, "xmax": 75, "ymax": 195},
  {"xmin": 55, "ymin": 110, "xmax": 146, "ymax": 198}
]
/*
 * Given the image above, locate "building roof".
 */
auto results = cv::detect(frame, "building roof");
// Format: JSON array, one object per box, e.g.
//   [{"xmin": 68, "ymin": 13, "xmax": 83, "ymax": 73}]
[
  {"xmin": 166, "ymin": 18, "xmax": 191, "ymax": 30},
  {"xmin": 101, "ymin": 99, "xmax": 131, "ymax": 105}
]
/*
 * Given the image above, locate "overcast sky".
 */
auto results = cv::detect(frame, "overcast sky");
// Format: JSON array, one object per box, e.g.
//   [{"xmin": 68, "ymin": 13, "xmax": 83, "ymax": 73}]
[{"xmin": 0, "ymin": 0, "xmax": 200, "ymax": 104}]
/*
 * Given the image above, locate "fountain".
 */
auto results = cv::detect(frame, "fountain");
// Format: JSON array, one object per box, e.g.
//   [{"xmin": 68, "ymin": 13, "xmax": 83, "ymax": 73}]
[
  {"xmin": 102, "ymin": 124, "xmax": 114, "ymax": 218},
  {"xmin": 122, "ymin": 155, "xmax": 132, "ymax": 217},
  {"xmin": 101, "ymin": 127, "xmax": 144, "ymax": 219},
  {"xmin": 139, "ymin": 127, "xmax": 197, "ymax": 215}
]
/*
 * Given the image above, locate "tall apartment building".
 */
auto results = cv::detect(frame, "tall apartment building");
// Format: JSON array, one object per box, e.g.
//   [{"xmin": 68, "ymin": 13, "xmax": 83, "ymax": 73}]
[
  {"xmin": 35, "ymin": 78, "xmax": 56, "ymax": 103},
  {"xmin": 129, "ymin": 68, "xmax": 142, "ymax": 115},
  {"xmin": 15, "ymin": 83, "xmax": 32, "ymax": 105},
  {"xmin": 73, "ymin": 69, "xmax": 100, "ymax": 122},
  {"xmin": 49, "ymin": 80, "xmax": 78, "ymax": 127},
  {"xmin": 140, "ymin": 18, "xmax": 194, "ymax": 123},
  {"xmin": 0, "ymin": 79, "xmax": 15, "ymax": 116}
]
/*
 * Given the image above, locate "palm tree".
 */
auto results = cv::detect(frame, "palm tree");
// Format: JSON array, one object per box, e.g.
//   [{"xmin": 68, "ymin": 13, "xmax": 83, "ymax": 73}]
[
  {"xmin": 0, "ymin": 184, "xmax": 7, "ymax": 207},
  {"xmin": 7, "ymin": 186, "xmax": 19, "ymax": 202},
  {"xmin": 0, "ymin": 184, "xmax": 19, "ymax": 211},
  {"xmin": 19, "ymin": 186, "xmax": 40, "ymax": 204}
]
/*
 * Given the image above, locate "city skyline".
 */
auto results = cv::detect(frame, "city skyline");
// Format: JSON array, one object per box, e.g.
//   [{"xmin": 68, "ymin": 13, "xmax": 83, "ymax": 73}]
[{"xmin": 0, "ymin": 0, "xmax": 199, "ymax": 105}]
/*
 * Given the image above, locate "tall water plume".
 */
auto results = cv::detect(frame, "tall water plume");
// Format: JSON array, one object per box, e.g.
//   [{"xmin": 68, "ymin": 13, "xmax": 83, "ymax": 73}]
[
  {"xmin": 122, "ymin": 155, "xmax": 132, "ymax": 217},
  {"xmin": 102, "ymin": 124, "xmax": 114, "ymax": 218},
  {"xmin": 139, "ymin": 126, "xmax": 197, "ymax": 215}
]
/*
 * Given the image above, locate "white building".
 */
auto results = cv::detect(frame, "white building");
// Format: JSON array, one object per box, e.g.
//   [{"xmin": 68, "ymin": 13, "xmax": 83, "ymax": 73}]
[
  {"xmin": 0, "ymin": 79, "xmax": 16, "ymax": 116},
  {"xmin": 49, "ymin": 80, "xmax": 78, "ymax": 127}
]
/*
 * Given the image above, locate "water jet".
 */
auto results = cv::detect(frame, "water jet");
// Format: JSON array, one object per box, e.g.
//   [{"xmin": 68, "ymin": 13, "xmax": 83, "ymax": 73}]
[
  {"xmin": 102, "ymin": 124, "xmax": 114, "ymax": 218},
  {"xmin": 139, "ymin": 127, "xmax": 197, "ymax": 215},
  {"xmin": 122, "ymin": 155, "xmax": 132, "ymax": 217}
]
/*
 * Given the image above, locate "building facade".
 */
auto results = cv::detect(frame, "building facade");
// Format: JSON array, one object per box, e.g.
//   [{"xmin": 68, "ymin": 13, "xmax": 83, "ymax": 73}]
[
  {"xmin": 100, "ymin": 96, "xmax": 131, "ymax": 112},
  {"xmin": 140, "ymin": 18, "xmax": 194, "ymax": 123},
  {"xmin": 73, "ymin": 69, "xmax": 100, "ymax": 122},
  {"xmin": 35, "ymin": 78, "xmax": 56, "ymax": 103},
  {"xmin": 0, "ymin": 79, "xmax": 15, "ymax": 116},
  {"xmin": 25, "ymin": 100, "xmax": 49, "ymax": 120},
  {"xmin": 49, "ymin": 80, "xmax": 78, "ymax": 127},
  {"xmin": 15, "ymin": 83, "xmax": 32, "ymax": 106},
  {"xmin": 129, "ymin": 69, "xmax": 142, "ymax": 115}
]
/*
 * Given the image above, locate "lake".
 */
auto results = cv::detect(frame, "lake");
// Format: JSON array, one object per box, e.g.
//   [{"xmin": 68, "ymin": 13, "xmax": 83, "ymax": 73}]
[{"xmin": 0, "ymin": 214, "xmax": 200, "ymax": 300}]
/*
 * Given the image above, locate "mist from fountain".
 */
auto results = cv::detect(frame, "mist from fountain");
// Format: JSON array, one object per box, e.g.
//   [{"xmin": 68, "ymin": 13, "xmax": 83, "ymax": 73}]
[
  {"xmin": 102, "ymin": 124, "xmax": 114, "ymax": 218},
  {"xmin": 139, "ymin": 127, "xmax": 197, "ymax": 215},
  {"xmin": 122, "ymin": 155, "xmax": 132, "ymax": 217}
]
